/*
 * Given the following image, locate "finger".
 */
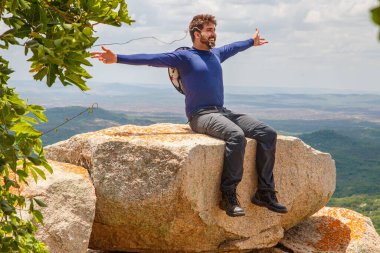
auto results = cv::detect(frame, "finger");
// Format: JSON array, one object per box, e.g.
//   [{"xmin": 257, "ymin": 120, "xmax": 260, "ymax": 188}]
[
  {"xmin": 90, "ymin": 54, "xmax": 102, "ymax": 58},
  {"xmin": 90, "ymin": 51, "xmax": 103, "ymax": 55},
  {"xmin": 91, "ymin": 55, "xmax": 105, "ymax": 60},
  {"xmin": 101, "ymin": 46, "xmax": 111, "ymax": 52}
]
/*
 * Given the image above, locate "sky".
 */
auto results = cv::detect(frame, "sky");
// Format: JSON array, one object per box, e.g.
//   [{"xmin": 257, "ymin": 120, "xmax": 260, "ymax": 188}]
[{"xmin": 1, "ymin": 0, "xmax": 380, "ymax": 93}]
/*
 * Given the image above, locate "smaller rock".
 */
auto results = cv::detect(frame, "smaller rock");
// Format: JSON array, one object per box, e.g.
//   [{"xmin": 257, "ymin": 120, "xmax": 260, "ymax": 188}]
[
  {"xmin": 279, "ymin": 207, "xmax": 380, "ymax": 253},
  {"xmin": 22, "ymin": 160, "xmax": 96, "ymax": 253}
]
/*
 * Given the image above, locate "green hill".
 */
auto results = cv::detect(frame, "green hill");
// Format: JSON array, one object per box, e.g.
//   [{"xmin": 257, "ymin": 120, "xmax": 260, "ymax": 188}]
[{"xmin": 299, "ymin": 129, "xmax": 380, "ymax": 197}]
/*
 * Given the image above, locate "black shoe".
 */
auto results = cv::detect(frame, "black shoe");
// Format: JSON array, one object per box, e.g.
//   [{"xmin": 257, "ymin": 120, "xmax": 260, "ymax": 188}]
[
  {"xmin": 251, "ymin": 189, "xmax": 288, "ymax": 214},
  {"xmin": 219, "ymin": 189, "xmax": 245, "ymax": 217}
]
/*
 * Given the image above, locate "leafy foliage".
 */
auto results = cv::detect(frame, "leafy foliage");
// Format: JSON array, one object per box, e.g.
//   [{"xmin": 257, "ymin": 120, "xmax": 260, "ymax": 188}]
[
  {"xmin": 1, "ymin": 0, "xmax": 133, "ymax": 251},
  {"xmin": 0, "ymin": 56, "xmax": 50, "ymax": 252},
  {"xmin": 1, "ymin": 0, "xmax": 133, "ymax": 90},
  {"xmin": 371, "ymin": 1, "xmax": 380, "ymax": 40}
]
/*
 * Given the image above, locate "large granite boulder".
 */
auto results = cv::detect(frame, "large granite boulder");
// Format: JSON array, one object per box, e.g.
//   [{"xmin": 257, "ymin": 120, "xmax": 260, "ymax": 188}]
[
  {"xmin": 22, "ymin": 160, "xmax": 96, "ymax": 253},
  {"xmin": 279, "ymin": 207, "xmax": 380, "ymax": 253},
  {"xmin": 45, "ymin": 123, "xmax": 336, "ymax": 252}
]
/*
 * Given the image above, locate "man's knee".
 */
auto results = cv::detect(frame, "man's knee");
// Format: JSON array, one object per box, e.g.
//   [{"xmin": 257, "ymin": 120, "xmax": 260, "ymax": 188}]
[
  {"xmin": 265, "ymin": 127, "xmax": 277, "ymax": 143},
  {"xmin": 261, "ymin": 126, "xmax": 277, "ymax": 150},
  {"xmin": 228, "ymin": 129, "xmax": 246, "ymax": 145}
]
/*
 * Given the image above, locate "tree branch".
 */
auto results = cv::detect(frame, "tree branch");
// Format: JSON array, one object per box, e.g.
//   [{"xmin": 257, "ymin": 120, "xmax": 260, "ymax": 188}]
[{"xmin": 42, "ymin": 0, "xmax": 75, "ymax": 23}]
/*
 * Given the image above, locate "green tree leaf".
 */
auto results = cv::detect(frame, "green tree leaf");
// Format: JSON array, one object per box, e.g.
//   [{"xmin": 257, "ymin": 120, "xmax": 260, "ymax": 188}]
[
  {"xmin": 10, "ymin": 122, "xmax": 41, "ymax": 137},
  {"xmin": 33, "ymin": 198, "xmax": 47, "ymax": 208},
  {"xmin": 1, "ymin": 200, "xmax": 15, "ymax": 215},
  {"xmin": 27, "ymin": 156, "xmax": 42, "ymax": 166},
  {"xmin": 31, "ymin": 166, "xmax": 46, "ymax": 180},
  {"xmin": 41, "ymin": 160, "xmax": 53, "ymax": 174},
  {"xmin": 32, "ymin": 210, "xmax": 44, "ymax": 224}
]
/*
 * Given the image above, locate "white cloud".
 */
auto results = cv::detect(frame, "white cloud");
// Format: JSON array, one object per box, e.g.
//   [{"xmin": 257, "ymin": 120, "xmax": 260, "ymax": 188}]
[{"xmin": 304, "ymin": 10, "xmax": 321, "ymax": 24}]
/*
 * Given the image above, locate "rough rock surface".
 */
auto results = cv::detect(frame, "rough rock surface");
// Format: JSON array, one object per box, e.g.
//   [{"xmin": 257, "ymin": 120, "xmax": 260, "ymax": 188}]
[
  {"xmin": 279, "ymin": 207, "xmax": 380, "ymax": 253},
  {"xmin": 22, "ymin": 160, "xmax": 96, "ymax": 253},
  {"xmin": 45, "ymin": 123, "xmax": 336, "ymax": 252}
]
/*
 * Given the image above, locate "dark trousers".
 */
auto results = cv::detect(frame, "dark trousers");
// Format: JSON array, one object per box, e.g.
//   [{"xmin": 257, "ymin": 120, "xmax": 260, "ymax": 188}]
[{"xmin": 189, "ymin": 107, "xmax": 277, "ymax": 193}]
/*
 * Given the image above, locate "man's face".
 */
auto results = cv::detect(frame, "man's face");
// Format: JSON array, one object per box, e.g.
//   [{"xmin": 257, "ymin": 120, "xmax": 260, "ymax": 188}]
[{"xmin": 198, "ymin": 23, "xmax": 216, "ymax": 49}]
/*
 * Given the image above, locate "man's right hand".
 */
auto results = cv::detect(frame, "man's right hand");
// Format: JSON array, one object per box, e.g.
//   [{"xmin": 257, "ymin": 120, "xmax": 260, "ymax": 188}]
[{"xmin": 91, "ymin": 46, "xmax": 117, "ymax": 64}]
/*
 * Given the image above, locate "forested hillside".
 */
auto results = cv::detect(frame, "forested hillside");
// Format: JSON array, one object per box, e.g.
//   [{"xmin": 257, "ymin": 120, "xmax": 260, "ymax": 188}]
[{"xmin": 300, "ymin": 130, "xmax": 380, "ymax": 197}]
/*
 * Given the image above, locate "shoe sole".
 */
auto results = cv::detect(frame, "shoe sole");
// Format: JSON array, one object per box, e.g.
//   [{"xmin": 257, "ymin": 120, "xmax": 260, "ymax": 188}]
[
  {"xmin": 226, "ymin": 210, "xmax": 245, "ymax": 217},
  {"xmin": 251, "ymin": 197, "xmax": 288, "ymax": 214},
  {"xmin": 219, "ymin": 203, "xmax": 246, "ymax": 217}
]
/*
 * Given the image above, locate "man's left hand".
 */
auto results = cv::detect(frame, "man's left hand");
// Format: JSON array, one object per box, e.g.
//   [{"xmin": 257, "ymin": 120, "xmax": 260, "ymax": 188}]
[{"xmin": 253, "ymin": 28, "xmax": 269, "ymax": 47}]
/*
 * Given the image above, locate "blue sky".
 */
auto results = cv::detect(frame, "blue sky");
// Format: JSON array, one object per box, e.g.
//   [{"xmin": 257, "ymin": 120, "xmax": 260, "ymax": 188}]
[{"xmin": 1, "ymin": 0, "xmax": 379, "ymax": 92}]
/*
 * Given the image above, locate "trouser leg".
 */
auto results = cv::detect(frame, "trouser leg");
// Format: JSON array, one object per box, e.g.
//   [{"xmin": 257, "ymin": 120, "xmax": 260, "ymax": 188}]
[
  {"xmin": 189, "ymin": 112, "xmax": 247, "ymax": 192},
  {"xmin": 226, "ymin": 111, "xmax": 277, "ymax": 190}
]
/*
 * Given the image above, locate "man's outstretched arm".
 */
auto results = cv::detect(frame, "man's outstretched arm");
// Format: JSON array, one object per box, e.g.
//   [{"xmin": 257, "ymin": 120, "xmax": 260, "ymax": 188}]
[
  {"xmin": 217, "ymin": 28, "xmax": 269, "ymax": 62},
  {"xmin": 91, "ymin": 46, "xmax": 182, "ymax": 68}
]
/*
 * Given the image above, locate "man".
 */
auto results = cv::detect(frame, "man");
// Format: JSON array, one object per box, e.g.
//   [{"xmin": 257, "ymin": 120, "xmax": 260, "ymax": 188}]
[{"xmin": 91, "ymin": 14, "xmax": 288, "ymax": 217}]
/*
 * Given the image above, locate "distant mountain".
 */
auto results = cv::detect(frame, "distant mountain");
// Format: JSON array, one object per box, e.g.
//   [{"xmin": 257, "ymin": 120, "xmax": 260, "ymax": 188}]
[
  {"xmin": 266, "ymin": 119, "xmax": 380, "ymax": 139},
  {"xmin": 8, "ymin": 80, "xmax": 380, "ymax": 122}
]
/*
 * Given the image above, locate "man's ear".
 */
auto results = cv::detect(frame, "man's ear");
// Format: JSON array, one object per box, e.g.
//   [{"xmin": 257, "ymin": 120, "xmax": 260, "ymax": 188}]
[{"xmin": 194, "ymin": 31, "xmax": 200, "ymax": 39}]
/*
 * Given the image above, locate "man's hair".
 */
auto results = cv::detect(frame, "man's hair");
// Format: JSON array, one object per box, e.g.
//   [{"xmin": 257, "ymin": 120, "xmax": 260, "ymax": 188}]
[{"xmin": 188, "ymin": 14, "xmax": 217, "ymax": 42}]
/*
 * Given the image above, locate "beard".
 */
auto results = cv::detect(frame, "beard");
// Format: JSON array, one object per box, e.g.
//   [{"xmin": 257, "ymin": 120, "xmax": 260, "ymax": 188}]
[{"xmin": 200, "ymin": 34, "xmax": 216, "ymax": 49}]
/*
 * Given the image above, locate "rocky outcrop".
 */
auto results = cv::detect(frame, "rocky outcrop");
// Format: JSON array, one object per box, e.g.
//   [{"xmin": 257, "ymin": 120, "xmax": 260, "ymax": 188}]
[
  {"xmin": 45, "ymin": 123, "xmax": 336, "ymax": 252},
  {"xmin": 278, "ymin": 207, "xmax": 380, "ymax": 253},
  {"xmin": 22, "ymin": 160, "xmax": 96, "ymax": 253}
]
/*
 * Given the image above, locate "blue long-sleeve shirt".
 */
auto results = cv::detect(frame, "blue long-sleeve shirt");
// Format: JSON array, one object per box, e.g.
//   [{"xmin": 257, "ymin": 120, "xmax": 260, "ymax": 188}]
[{"xmin": 117, "ymin": 38, "xmax": 254, "ymax": 119}]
